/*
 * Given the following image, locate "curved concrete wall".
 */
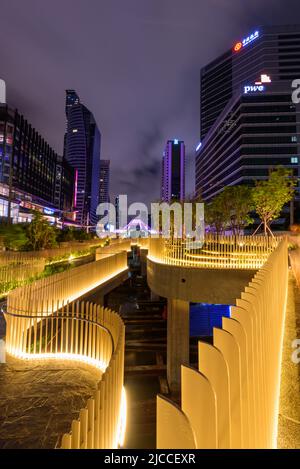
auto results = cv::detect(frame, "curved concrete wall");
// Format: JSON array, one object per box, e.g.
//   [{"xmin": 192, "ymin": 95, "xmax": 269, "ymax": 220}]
[{"xmin": 147, "ymin": 258, "xmax": 255, "ymax": 304}]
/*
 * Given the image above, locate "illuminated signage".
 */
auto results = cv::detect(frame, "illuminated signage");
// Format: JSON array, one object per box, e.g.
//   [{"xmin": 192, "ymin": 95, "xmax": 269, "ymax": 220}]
[
  {"xmin": 244, "ymin": 85, "xmax": 264, "ymax": 94},
  {"xmin": 244, "ymin": 74, "xmax": 271, "ymax": 94},
  {"xmin": 255, "ymin": 74, "xmax": 271, "ymax": 85},
  {"xmin": 234, "ymin": 42, "xmax": 242, "ymax": 52},
  {"xmin": 233, "ymin": 30, "xmax": 259, "ymax": 52},
  {"xmin": 44, "ymin": 208, "xmax": 54, "ymax": 215}
]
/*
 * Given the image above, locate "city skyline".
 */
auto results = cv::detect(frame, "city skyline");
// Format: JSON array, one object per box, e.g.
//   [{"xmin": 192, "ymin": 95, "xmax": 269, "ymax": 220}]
[
  {"xmin": 1, "ymin": 0, "xmax": 300, "ymax": 205},
  {"xmin": 0, "ymin": 2, "xmax": 299, "ymax": 453}
]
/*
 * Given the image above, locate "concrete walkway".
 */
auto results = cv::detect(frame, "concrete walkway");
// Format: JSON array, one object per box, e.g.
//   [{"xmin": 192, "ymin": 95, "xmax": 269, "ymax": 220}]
[
  {"xmin": 0, "ymin": 355, "xmax": 100, "ymax": 448},
  {"xmin": 277, "ymin": 258, "xmax": 300, "ymax": 448}
]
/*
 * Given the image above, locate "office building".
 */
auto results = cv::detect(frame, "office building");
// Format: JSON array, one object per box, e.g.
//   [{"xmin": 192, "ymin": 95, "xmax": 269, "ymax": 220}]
[
  {"xmin": 196, "ymin": 25, "xmax": 300, "ymax": 223},
  {"xmin": 115, "ymin": 195, "xmax": 120, "ymax": 230},
  {"xmin": 0, "ymin": 103, "xmax": 74, "ymax": 223},
  {"xmin": 161, "ymin": 139, "xmax": 185, "ymax": 202},
  {"xmin": 64, "ymin": 90, "xmax": 101, "ymax": 227},
  {"xmin": 99, "ymin": 159, "xmax": 110, "ymax": 204},
  {"xmin": 200, "ymin": 25, "xmax": 300, "ymax": 140}
]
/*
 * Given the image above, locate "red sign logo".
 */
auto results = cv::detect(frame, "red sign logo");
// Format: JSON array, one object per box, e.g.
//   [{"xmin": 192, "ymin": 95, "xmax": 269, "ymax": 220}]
[{"xmin": 233, "ymin": 42, "xmax": 242, "ymax": 52}]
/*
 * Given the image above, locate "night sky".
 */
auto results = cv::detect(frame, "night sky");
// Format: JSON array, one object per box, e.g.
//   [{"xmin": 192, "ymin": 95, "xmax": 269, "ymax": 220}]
[{"xmin": 1, "ymin": 0, "xmax": 300, "ymax": 205}]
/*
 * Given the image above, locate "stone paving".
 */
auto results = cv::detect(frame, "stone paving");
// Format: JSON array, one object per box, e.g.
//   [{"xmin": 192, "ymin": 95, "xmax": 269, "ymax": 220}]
[
  {"xmin": 277, "ymin": 261, "xmax": 300, "ymax": 449},
  {"xmin": 0, "ymin": 355, "xmax": 101, "ymax": 449}
]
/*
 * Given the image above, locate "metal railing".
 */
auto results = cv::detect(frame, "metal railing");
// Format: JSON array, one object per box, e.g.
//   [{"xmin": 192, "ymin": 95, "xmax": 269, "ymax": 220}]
[
  {"xmin": 157, "ymin": 238, "xmax": 288, "ymax": 448},
  {"xmin": 148, "ymin": 234, "xmax": 281, "ymax": 270}
]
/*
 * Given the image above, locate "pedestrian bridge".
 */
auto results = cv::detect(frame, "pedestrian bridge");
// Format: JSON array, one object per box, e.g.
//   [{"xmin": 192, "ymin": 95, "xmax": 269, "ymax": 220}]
[
  {"xmin": 3, "ymin": 244, "xmax": 130, "ymax": 449},
  {"xmin": 147, "ymin": 235, "xmax": 280, "ymax": 305}
]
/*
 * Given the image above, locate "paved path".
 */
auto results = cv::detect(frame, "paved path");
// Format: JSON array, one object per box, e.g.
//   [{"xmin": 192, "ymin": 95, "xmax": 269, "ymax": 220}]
[
  {"xmin": 0, "ymin": 355, "xmax": 100, "ymax": 448},
  {"xmin": 277, "ymin": 257, "xmax": 300, "ymax": 449}
]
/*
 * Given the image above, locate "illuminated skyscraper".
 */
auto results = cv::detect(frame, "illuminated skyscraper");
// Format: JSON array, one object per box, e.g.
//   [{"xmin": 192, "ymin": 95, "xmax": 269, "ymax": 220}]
[
  {"xmin": 99, "ymin": 159, "xmax": 110, "ymax": 204},
  {"xmin": 161, "ymin": 139, "xmax": 185, "ymax": 202},
  {"xmin": 64, "ymin": 90, "xmax": 101, "ymax": 227},
  {"xmin": 200, "ymin": 25, "xmax": 300, "ymax": 140},
  {"xmin": 197, "ymin": 25, "xmax": 300, "ymax": 225}
]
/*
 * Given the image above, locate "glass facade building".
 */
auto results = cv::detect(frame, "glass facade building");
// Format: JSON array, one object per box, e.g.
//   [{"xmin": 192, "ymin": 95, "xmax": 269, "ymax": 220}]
[
  {"xmin": 161, "ymin": 139, "xmax": 185, "ymax": 202},
  {"xmin": 0, "ymin": 104, "xmax": 74, "ymax": 222},
  {"xmin": 200, "ymin": 25, "xmax": 300, "ymax": 140},
  {"xmin": 197, "ymin": 25, "xmax": 300, "ymax": 224},
  {"xmin": 99, "ymin": 159, "xmax": 110, "ymax": 204},
  {"xmin": 64, "ymin": 90, "xmax": 101, "ymax": 227}
]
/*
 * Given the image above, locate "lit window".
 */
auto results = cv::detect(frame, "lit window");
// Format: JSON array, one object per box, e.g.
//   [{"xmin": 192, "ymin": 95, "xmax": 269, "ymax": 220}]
[
  {"xmin": 72, "ymin": 129, "xmax": 78, "ymax": 133},
  {"xmin": 291, "ymin": 157, "xmax": 298, "ymax": 164},
  {"xmin": 291, "ymin": 136, "xmax": 298, "ymax": 142}
]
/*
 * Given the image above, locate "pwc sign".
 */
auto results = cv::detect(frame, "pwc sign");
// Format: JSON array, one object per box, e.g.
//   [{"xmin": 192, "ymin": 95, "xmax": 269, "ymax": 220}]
[
  {"xmin": 244, "ymin": 74, "xmax": 271, "ymax": 95},
  {"xmin": 244, "ymin": 84, "xmax": 264, "ymax": 94}
]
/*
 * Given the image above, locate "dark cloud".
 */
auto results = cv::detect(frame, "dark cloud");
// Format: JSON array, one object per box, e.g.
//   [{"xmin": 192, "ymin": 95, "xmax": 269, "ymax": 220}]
[{"xmin": 0, "ymin": 0, "xmax": 299, "ymax": 205}]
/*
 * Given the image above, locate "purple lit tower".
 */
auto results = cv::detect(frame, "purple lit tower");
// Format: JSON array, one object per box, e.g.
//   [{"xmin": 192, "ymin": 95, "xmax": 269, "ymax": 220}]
[
  {"xmin": 64, "ymin": 90, "xmax": 101, "ymax": 228},
  {"xmin": 161, "ymin": 139, "xmax": 185, "ymax": 202}
]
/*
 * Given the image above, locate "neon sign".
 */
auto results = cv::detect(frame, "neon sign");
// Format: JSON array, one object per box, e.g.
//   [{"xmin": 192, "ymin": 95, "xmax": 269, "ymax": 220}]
[
  {"xmin": 244, "ymin": 85, "xmax": 264, "ymax": 94},
  {"xmin": 244, "ymin": 74, "xmax": 271, "ymax": 94},
  {"xmin": 44, "ymin": 208, "xmax": 54, "ymax": 215},
  {"xmin": 233, "ymin": 30, "xmax": 259, "ymax": 52},
  {"xmin": 234, "ymin": 42, "xmax": 242, "ymax": 52},
  {"xmin": 255, "ymin": 74, "xmax": 271, "ymax": 85}
]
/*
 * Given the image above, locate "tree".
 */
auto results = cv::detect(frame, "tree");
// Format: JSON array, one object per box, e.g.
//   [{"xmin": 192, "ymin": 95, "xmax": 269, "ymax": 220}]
[
  {"xmin": 74, "ymin": 229, "xmax": 93, "ymax": 241},
  {"xmin": 0, "ymin": 222, "xmax": 29, "ymax": 251},
  {"xmin": 26, "ymin": 211, "xmax": 57, "ymax": 250},
  {"xmin": 205, "ymin": 196, "xmax": 229, "ymax": 234},
  {"xmin": 252, "ymin": 167, "xmax": 296, "ymax": 236},
  {"xmin": 57, "ymin": 227, "xmax": 75, "ymax": 243},
  {"xmin": 226, "ymin": 186, "xmax": 254, "ymax": 235},
  {"xmin": 205, "ymin": 185, "xmax": 253, "ymax": 235}
]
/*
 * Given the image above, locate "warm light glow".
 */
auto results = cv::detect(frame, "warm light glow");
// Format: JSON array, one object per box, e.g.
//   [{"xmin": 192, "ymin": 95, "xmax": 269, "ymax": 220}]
[
  {"xmin": 7, "ymin": 350, "xmax": 108, "ymax": 372},
  {"xmin": 273, "ymin": 283, "xmax": 288, "ymax": 448},
  {"xmin": 117, "ymin": 387, "xmax": 127, "ymax": 448},
  {"xmin": 147, "ymin": 236, "xmax": 279, "ymax": 270},
  {"xmin": 5, "ymin": 252, "xmax": 127, "ymax": 450}
]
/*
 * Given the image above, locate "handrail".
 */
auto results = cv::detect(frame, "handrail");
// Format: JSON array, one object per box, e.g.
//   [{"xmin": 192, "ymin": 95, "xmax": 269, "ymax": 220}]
[
  {"xmin": 148, "ymin": 234, "xmax": 281, "ymax": 270},
  {"xmin": 3, "ymin": 306, "xmax": 115, "ymax": 354}
]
